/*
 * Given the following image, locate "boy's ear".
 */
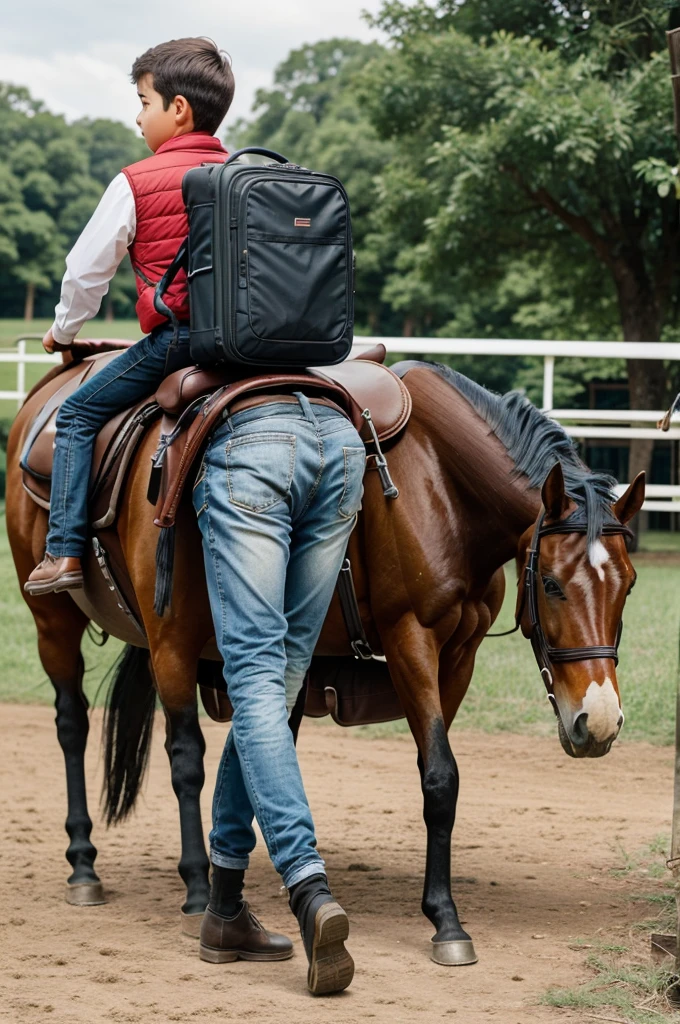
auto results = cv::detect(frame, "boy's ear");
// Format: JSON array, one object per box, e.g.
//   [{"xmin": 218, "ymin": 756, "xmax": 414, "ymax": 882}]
[{"xmin": 174, "ymin": 94, "xmax": 194, "ymax": 129}]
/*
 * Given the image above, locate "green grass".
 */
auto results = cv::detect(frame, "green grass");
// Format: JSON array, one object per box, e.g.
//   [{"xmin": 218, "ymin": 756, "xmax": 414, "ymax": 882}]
[
  {"xmin": 640, "ymin": 531, "xmax": 680, "ymax": 553},
  {"xmin": 356, "ymin": 556, "xmax": 680, "ymax": 744},
  {"xmin": 544, "ymin": 956, "xmax": 676, "ymax": 1024},
  {"xmin": 0, "ymin": 318, "xmax": 140, "ymax": 346},
  {"xmin": 0, "ymin": 319, "xmax": 140, "ymax": 421},
  {"xmin": 0, "ymin": 505, "xmax": 125, "ymax": 705},
  {"xmin": 545, "ymin": 840, "xmax": 679, "ymax": 1024},
  {"xmin": 2, "ymin": 500, "xmax": 679, "ymax": 747}
]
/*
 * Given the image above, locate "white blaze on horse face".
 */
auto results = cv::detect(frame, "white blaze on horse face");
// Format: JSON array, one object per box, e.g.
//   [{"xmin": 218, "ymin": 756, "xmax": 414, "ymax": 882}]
[
  {"xmin": 580, "ymin": 677, "xmax": 622, "ymax": 742},
  {"xmin": 588, "ymin": 540, "xmax": 610, "ymax": 582}
]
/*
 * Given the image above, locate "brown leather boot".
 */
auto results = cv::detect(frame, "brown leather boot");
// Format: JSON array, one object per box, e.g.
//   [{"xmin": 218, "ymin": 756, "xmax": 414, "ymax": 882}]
[
  {"xmin": 24, "ymin": 554, "xmax": 84, "ymax": 596},
  {"xmin": 199, "ymin": 903, "xmax": 294, "ymax": 963}
]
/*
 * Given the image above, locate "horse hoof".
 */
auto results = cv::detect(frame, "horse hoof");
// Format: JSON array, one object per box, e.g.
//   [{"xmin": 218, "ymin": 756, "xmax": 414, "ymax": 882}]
[
  {"xmin": 431, "ymin": 939, "xmax": 478, "ymax": 966},
  {"xmin": 180, "ymin": 909, "xmax": 204, "ymax": 938},
  {"xmin": 65, "ymin": 882, "xmax": 106, "ymax": 906}
]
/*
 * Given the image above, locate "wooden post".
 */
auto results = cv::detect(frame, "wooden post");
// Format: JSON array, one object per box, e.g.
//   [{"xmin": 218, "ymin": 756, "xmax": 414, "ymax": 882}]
[
  {"xmin": 668, "ymin": 29, "xmax": 680, "ymax": 145},
  {"xmin": 672, "ymin": 676, "xmax": 680, "ymax": 978},
  {"xmin": 666, "ymin": 27, "xmax": 680, "ymax": 983}
]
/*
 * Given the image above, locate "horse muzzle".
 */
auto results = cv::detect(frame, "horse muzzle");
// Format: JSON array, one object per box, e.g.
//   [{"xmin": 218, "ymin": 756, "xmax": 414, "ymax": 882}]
[{"xmin": 554, "ymin": 677, "xmax": 623, "ymax": 759}]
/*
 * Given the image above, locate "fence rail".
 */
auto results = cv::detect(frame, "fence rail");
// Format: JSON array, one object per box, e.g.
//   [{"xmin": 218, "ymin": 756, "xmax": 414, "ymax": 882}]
[{"xmin": 7, "ymin": 334, "xmax": 680, "ymax": 513}]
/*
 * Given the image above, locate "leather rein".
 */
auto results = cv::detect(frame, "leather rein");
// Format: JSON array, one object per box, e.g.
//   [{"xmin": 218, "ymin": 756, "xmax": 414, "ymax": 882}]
[{"xmin": 490, "ymin": 511, "xmax": 633, "ymax": 701}]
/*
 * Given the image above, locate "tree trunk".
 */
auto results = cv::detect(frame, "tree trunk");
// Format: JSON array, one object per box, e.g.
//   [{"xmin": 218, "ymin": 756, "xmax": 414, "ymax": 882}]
[
  {"xmin": 613, "ymin": 259, "xmax": 667, "ymax": 547},
  {"xmin": 23, "ymin": 280, "xmax": 35, "ymax": 322},
  {"xmin": 105, "ymin": 294, "xmax": 114, "ymax": 323}
]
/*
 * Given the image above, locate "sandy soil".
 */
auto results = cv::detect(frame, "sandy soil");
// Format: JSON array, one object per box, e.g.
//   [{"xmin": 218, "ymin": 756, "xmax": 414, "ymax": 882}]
[{"xmin": 0, "ymin": 703, "xmax": 674, "ymax": 1024}]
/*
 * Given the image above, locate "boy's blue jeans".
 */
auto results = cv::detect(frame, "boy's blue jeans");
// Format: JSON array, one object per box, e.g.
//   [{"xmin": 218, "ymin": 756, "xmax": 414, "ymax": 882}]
[
  {"xmin": 46, "ymin": 325, "xmax": 188, "ymax": 557},
  {"xmin": 193, "ymin": 395, "xmax": 365, "ymax": 889}
]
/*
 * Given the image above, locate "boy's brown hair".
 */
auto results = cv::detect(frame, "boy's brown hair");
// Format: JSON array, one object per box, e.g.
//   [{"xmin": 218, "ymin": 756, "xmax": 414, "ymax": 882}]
[{"xmin": 131, "ymin": 37, "xmax": 235, "ymax": 135}]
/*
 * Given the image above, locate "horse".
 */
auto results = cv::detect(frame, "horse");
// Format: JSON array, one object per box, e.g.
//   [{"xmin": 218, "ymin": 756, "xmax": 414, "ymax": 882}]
[{"xmin": 6, "ymin": 356, "xmax": 644, "ymax": 966}]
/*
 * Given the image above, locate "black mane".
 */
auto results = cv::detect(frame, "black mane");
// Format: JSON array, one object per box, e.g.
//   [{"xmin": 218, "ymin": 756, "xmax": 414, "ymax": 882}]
[{"xmin": 395, "ymin": 360, "xmax": 618, "ymax": 547}]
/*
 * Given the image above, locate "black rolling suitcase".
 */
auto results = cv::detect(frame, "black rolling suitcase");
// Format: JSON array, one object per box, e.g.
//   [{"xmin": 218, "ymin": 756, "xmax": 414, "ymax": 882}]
[{"xmin": 155, "ymin": 147, "xmax": 354, "ymax": 368}]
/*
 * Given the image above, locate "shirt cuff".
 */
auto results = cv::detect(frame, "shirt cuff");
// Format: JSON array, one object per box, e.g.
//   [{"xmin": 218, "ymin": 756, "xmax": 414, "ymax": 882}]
[{"xmin": 51, "ymin": 323, "xmax": 76, "ymax": 348}]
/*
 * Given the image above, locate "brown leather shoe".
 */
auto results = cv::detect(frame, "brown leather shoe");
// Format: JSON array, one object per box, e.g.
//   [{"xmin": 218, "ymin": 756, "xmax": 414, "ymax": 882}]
[
  {"xmin": 199, "ymin": 903, "xmax": 294, "ymax": 963},
  {"xmin": 24, "ymin": 554, "xmax": 84, "ymax": 596}
]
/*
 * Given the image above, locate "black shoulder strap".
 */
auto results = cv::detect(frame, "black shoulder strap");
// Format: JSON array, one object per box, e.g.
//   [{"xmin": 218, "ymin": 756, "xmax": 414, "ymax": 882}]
[{"xmin": 153, "ymin": 240, "xmax": 188, "ymax": 325}]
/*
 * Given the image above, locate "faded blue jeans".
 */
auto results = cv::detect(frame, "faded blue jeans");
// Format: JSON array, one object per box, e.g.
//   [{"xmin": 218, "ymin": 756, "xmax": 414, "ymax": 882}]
[
  {"xmin": 193, "ymin": 394, "xmax": 365, "ymax": 889},
  {"xmin": 46, "ymin": 324, "xmax": 189, "ymax": 557}
]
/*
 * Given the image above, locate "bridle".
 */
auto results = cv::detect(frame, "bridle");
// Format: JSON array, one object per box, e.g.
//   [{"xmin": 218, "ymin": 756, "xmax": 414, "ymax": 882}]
[{"xmin": 491, "ymin": 509, "xmax": 633, "ymax": 705}]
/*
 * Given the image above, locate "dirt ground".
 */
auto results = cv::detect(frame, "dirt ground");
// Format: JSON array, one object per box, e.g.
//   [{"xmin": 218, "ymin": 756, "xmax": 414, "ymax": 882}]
[{"xmin": 0, "ymin": 703, "xmax": 674, "ymax": 1024}]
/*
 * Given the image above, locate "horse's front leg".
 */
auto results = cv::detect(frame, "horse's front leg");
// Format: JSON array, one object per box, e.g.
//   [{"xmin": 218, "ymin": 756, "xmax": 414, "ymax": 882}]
[
  {"xmin": 381, "ymin": 615, "xmax": 477, "ymax": 966},
  {"xmin": 150, "ymin": 644, "xmax": 211, "ymax": 935},
  {"xmin": 33, "ymin": 598, "xmax": 104, "ymax": 905}
]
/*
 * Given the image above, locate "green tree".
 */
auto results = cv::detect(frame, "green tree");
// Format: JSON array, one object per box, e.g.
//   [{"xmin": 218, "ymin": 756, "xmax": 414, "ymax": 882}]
[
  {"xmin": 359, "ymin": 0, "xmax": 679, "ymax": 491},
  {"xmin": 0, "ymin": 82, "xmax": 144, "ymax": 321},
  {"xmin": 231, "ymin": 39, "xmax": 397, "ymax": 333}
]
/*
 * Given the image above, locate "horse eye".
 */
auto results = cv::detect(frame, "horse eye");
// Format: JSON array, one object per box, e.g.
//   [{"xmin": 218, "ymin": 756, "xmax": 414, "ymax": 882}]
[{"xmin": 542, "ymin": 576, "xmax": 565, "ymax": 599}]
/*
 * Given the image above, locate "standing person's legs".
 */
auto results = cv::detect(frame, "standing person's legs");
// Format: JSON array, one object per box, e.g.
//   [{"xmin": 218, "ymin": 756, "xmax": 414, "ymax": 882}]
[
  {"xmin": 194, "ymin": 400, "xmax": 364, "ymax": 991},
  {"xmin": 194, "ymin": 406, "xmax": 325, "ymax": 889},
  {"xmin": 282, "ymin": 407, "xmax": 366, "ymax": 709}
]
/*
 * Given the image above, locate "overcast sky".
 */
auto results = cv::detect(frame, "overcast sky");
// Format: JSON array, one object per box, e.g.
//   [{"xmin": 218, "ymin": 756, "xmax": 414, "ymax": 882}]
[{"xmin": 1, "ymin": 0, "xmax": 387, "ymax": 133}]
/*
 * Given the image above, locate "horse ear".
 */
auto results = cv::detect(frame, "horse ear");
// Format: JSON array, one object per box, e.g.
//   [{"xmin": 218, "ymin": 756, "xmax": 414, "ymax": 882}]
[
  {"xmin": 613, "ymin": 472, "xmax": 646, "ymax": 524},
  {"xmin": 541, "ymin": 461, "xmax": 569, "ymax": 521}
]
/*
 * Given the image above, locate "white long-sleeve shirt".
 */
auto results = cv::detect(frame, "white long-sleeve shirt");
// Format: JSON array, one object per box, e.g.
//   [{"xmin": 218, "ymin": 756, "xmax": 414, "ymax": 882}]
[{"xmin": 52, "ymin": 173, "xmax": 137, "ymax": 346}]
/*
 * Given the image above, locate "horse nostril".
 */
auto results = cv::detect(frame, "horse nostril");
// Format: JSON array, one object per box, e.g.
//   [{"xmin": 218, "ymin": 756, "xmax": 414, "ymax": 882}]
[{"xmin": 572, "ymin": 712, "xmax": 589, "ymax": 746}]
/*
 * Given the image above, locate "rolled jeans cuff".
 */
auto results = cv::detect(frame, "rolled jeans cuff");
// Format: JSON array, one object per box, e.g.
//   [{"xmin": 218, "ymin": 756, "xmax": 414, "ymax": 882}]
[
  {"xmin": 284, "ymin": 857, "xmax": 327, "ymax": 890},
  {"xmin": 210, "ymin": 849, "xmax": 250, "ymax": 872}
]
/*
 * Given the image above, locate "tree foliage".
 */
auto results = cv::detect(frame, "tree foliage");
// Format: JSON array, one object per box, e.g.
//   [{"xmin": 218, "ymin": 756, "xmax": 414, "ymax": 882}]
[
  {"xmin": 0, "ymin": 84, "xmax": 145, "ymax": 320},
  {"xmin": 230, "ymin": 39, "xmax": 399, "ymax": 333}
]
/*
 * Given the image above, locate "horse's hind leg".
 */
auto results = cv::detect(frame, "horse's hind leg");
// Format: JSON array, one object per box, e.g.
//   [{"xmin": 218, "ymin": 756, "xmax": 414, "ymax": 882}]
[
  {"xmin": 382, "ymin": 617, "xmax": 477, "ymax": 966},
  {"xmin": 32, "ymin": 596, "xmax": 103, "ymax": 904}
]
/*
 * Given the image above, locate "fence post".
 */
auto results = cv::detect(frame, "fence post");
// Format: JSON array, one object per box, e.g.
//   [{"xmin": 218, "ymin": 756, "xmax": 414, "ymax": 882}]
[
  {"xmin": 17, "ymin": 339, "xmax": 26, "ymax": 409},
  {"xmin": 542, "ymin": 355, "xmax": 555, "ymax": 411}
]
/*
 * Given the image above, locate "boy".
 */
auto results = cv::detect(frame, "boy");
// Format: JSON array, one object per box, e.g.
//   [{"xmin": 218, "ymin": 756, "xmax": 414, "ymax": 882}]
[{"xmin": 25, "ymin": 37, "xmax": 233, "ymax": 595}]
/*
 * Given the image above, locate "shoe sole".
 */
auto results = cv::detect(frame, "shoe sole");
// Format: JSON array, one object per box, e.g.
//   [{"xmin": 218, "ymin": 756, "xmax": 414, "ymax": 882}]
[
  {"xmin": 24, "ymin": 573, "xmax": 84, "ymax": 596},
  {"xmin": 307, "ymin": 902, "xmax": 354, "ymax": 996},
  {"xmin": 199, "ymin": 944, "xmax": 294, "ymax": 964}
]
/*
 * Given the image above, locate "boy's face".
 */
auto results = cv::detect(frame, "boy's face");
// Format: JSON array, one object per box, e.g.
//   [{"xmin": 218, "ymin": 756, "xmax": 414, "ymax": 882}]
[{"xmin": 136, "ymin": 73, "xmax": 194, "ymax": 152}]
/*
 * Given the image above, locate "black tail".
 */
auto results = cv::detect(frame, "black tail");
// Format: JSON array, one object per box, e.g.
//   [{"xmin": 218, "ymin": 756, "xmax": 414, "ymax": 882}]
[
  {"xmin": 154, "ymin": 524, "xmax": 175, "ymax": 617},
  {"xmin": 102, "ymin": 645, "xmax": 156, "ymax": 826}
]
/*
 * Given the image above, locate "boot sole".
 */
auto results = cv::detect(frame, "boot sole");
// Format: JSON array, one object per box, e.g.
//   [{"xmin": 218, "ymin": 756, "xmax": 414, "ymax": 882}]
[
  {"xmin": 24, "ymin": 573, "xmax": 84, "ymax": 596},
  {"xmin": 307, "ymin": 902, "xmax": 354, "ymax": 996},
  {"xmin": 199, "ymin": 944, "xmax": 294, "ymax": 964}
]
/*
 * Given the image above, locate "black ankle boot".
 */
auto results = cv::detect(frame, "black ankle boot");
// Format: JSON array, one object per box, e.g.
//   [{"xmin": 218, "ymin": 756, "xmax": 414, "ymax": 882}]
[
  {"xmin": 289, "ymin": 874, "xmax": 354, "ymax": 995},
  {"xmin": 209, "ymin": 865, "xmax": 245, "ymax": 919}
]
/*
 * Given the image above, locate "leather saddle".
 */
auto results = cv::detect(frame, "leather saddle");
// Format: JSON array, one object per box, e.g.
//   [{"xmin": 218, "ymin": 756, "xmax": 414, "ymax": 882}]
[{"xmin": 20, "ymin": 339, "xmax": 410, "ymax": 727}]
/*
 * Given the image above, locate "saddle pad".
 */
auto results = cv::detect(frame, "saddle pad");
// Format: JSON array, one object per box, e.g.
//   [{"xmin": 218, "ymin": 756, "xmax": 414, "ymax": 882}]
[{"xmin": 156, "ymin": 358, "xmax": 410, "ymax": 442}]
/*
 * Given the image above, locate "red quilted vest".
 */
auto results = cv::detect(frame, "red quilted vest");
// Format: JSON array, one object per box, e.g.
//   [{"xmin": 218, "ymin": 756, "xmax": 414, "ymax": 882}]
[{"xmin": 122, "ymin": 133, "xmax": 228, "ymax": 334}]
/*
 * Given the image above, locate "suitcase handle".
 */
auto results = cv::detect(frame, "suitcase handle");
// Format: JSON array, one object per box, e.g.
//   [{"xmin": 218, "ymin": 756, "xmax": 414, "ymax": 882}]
[{"xmin": 225, "ymin": 147, "xmax": 289, "ymax": 166}]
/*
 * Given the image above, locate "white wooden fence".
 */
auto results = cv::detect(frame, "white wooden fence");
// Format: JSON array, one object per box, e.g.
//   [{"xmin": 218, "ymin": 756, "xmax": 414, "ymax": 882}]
[{"xmin": 7, "ymin": 334, "xmax": 680, "ymax": 513}]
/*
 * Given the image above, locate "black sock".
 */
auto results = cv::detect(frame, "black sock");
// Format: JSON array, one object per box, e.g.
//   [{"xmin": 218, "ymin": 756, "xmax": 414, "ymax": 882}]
[
  {"xmin": 209, "ymin": 865, "xmax": 245, "ymax": 919},
  {"xmin": 288, "ymin": 873, "xmax": 330, "ymax": 918}
]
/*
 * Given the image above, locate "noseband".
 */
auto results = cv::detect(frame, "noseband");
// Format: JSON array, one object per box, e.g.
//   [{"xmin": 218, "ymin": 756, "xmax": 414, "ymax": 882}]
[{"xmin": 492, "ymin": 509, "xmax": 632, "ymax": 700}]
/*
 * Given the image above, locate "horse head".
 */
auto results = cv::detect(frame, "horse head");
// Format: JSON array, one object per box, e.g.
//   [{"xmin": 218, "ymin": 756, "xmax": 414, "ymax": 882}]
[{"xmin": 516, "ymin": 462, "xmax": 645, "ymax": 759}]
